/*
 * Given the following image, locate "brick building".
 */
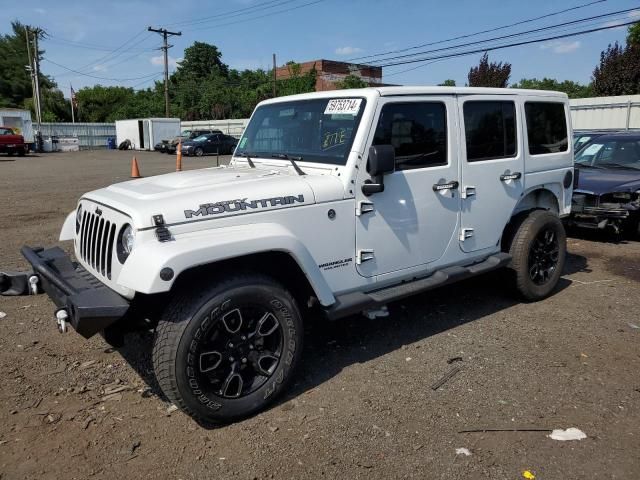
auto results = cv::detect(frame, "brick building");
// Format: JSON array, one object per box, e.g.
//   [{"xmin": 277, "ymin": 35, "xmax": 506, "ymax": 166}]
[{"xmin": 275, "ymin": 59, "xmax": 383, "ymax": 91}]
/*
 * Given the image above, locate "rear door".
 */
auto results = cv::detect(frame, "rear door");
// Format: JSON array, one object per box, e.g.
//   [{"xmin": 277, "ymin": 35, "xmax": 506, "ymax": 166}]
[{"xmin": 458, "ymin": 96, "xmax": 524, "ymax": 253}]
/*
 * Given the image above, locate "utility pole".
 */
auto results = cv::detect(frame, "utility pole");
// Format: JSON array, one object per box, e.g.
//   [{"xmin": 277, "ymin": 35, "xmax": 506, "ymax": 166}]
[
  {"xmin": 148, "ymin": 26, "xmax": 181, "ymax": 117},
  {"xmin": 24, "ymin": 27, "xmax": 37, "ymax": 120},
  {"xmin": 272, "ymin": 53, "xmax": 277, "ymax": 97}
]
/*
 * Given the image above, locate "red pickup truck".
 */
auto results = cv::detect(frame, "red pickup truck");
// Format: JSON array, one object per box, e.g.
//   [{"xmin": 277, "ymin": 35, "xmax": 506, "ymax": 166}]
[{"xmin": 0, "ymin": 127, "xmax": 28, "ymax": 156}]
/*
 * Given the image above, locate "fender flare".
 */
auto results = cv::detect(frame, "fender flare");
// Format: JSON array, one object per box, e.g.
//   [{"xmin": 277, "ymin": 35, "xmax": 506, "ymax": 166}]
[
  {"xmin": 59, "ymin": 211, "xmax": 76, "ymax": 241},
  {"xmin": 117, "ymin": 223, "xmax": 336, "ymax": 306}
]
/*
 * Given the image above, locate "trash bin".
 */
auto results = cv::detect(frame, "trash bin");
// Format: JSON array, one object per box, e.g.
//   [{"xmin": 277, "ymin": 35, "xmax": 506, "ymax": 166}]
[{"xmin": 107, "ymin": 137, "xmax": 116, "ymax": 150}]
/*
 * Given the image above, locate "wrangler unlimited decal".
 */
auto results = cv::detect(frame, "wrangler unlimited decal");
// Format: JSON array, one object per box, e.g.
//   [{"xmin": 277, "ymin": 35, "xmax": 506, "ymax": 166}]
[{"xmin": 184, "ymin": 194, "xmax": 305, "ymax": 219}]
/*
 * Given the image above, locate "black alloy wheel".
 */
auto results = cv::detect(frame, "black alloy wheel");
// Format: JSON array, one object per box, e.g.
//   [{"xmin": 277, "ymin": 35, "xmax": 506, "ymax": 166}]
[
  {"xmin": 195, "ymin": 305, "xmax": 284, "ymax": 399},
  {"xmin": 528, "ymin": 227, "xmax": 560, "ymax": 285}
]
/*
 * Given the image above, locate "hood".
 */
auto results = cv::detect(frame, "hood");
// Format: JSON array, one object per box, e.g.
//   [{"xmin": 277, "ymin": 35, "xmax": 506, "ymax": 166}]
[
  {"xmin": 181, "ymin": 140, "xmax": 200, "ymax": 147},
  {"xmin": 575, "ymin": 167, "xmax": 640, "ymax": 195},
  {"xmin": 83, "ymin": 164, "xmax": 344, "ymax": 228}
]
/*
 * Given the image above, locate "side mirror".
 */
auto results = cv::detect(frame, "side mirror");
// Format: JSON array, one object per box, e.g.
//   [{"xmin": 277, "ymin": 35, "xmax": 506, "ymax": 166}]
[
  {"xmin": 363, "ymin": 145, "xmax": 395, "ymax": 196},
  {"xmin": 367, "ymin": 145, "xmax": 395, "ymax": 176}
]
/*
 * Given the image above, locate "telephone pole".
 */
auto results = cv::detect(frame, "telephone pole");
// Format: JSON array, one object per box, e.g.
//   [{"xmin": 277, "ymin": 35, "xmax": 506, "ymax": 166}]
[
  {"xmin": 272, "ymin": 53, "xmax": 277, "ymax": 97},
  {"xmin": 148, "ymin": 26, "xmax": 181, "ymax": 117},
  {"xmin": 32, "ymin": 28, "xmax": 43, "ymax": 131}
]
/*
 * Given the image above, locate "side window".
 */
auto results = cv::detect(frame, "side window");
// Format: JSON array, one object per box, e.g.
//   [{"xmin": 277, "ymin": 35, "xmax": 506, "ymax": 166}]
[
  {"xmin": 373, "ymin": 102, "xmax": 447, "ymax": 171},
  {"xmin": 525, "ymin": 102, "xmax": 568, "ymax": 155},
  {"xmin": 463, "ymin": 101, "xmax": 517, "ymax": 162}
]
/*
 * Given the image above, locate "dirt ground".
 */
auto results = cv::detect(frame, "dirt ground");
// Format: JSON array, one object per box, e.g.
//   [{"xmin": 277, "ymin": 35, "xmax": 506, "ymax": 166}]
[{"xmin": 1, "ymin": 150, "xmax": 639, "ymax": 480}]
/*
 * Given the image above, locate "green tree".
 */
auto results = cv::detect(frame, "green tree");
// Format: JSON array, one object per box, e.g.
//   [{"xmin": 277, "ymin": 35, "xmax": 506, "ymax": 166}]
[
  {"xmin": 627, "ymin": 23, "xmax": 640, "ymax": 47},
  {"xmin": 438, "ymin": 79, "xmax": 456, "ymax": 87},
  {"xmin": 592, "ymin": 41, "xmax": 640, "ymax": 96},
  {"xmin": 511, "ymin": 78, "xmax": 593, "ymax": 98},
  {"xmin": 0, "ymin": 21, "xmax": 70, "ymax": 120},
  {"xmin": 276, "ymin": 61, "xmax": 317, "ymax": 96},
  {"xmin": 335, "ymin": 74, "xmax": 368, "ymax": 89},
  {"xmin": 468, "ymin": 52, "xmax": 511, "ymax": 88}
]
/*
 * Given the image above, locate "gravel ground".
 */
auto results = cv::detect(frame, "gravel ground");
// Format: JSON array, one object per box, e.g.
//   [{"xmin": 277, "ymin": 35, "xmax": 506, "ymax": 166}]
[{"xmin": 0, "ymin": 150, "xmax": 639, "ymax": 480}]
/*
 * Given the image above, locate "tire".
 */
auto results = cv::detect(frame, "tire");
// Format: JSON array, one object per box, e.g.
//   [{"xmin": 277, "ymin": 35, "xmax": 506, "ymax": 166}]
[
  {"xmin": 194, "ymin": 147, "xmax": 204, "ymax": 157},
  {"xmin": 152, "ymin": 273, "xmax": 303, "ymax": 425},
  {"xmin": 506, "ymin": 210, "xmax": 566, "ymax": 301},
  {"xmin": 7, "ymin": 151, "xmax": 14, "ymax": 157},
  {"xmin": 17, "ymin": 148, "xmax": 26, "ymax": 157}
]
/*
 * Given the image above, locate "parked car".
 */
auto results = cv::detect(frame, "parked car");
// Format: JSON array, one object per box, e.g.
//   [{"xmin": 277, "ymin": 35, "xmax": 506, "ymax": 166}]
[
  {"xmin": 181, "ymin": 132, "xmax": 238, "ymax": 156},
  {"xmin": 573, "ymin": 130, "xmax": 621, "ymax": 154},
  {"xmin": 159, "ymin": 129, "xmax": 224, "ymax": 154},
  {"xmin": 569, "ymin": 132, "xmax": 640, "ymax": 237},
  {"xmin": 2, "ymin": 87, "xmax": 574, "ymax": 425},
  {"xmin": 0, "ymin": 127, "xmax": 28, "ymax": 156}
]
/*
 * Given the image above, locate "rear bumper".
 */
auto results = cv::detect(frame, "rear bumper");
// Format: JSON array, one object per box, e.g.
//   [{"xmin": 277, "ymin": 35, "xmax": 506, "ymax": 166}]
[{"xmin": 20, "ymin": 246, "xmax": 130, "ymax": 338}]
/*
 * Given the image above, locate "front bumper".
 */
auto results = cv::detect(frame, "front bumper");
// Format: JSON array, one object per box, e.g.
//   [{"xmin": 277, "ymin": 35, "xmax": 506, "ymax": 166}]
[{"xmin": 19, "ymin": 246, "xmax": 130, "ymax": 338}]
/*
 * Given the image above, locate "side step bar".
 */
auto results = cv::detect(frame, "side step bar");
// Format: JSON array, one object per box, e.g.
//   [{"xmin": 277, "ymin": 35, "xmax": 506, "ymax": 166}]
[{"xmin": 325, "ymin": 253, "xmax": 511, "ymax": 320}]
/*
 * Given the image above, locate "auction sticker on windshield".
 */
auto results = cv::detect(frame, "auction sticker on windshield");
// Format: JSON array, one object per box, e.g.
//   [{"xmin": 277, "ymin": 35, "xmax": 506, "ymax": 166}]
[{"xmin": 324, "ymin": 98, "xmax": 362, "ymax": 116}]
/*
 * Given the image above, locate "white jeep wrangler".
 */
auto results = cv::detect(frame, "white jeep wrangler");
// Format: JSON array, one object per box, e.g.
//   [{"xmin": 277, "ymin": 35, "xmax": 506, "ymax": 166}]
[{"xmin": 1, "ymin": 87, "xmax": 574, "ymax": 424}]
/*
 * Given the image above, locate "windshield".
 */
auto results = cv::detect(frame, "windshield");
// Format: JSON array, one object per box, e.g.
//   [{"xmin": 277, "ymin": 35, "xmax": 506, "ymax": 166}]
[
  {"xmin": 575, "ymin": 138, "xmax": 640, "ymax": 170},
  {"xmin": 235, "ymin": 98, "xmax": 367, "ymax": 165},
  {"xmin": 192, "ymin": 135, "xmax": 210, "ymax": 142}
]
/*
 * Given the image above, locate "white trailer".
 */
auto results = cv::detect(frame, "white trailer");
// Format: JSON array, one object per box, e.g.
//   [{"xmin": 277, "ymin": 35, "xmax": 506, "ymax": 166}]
[
  {"xmin": 0, "ymin": 108, "xmax": 34, "ymax": 146},
  {"xmin": 115, "ymin": 118, "xmax": 180, "ymax": 150}
]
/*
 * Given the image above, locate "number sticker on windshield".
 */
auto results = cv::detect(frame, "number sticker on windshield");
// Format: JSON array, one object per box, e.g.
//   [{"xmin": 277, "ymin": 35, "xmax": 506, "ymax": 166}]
[
  {"xmin": 583, "ymin": 144, "xmax": 603, "ymax": 155},
  {"xmin": 324, "ymin": 98, "xmax": 362, "ymax": 116}
]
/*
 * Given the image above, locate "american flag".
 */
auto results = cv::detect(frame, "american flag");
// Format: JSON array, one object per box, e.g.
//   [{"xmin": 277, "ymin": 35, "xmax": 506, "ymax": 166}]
[{"xmin": 70, "ymin": 84, "xmax": 78, "ymax": 108}]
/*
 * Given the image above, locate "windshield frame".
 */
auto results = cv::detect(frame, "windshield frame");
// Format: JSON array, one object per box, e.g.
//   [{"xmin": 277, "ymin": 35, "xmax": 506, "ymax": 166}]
[{"xmin": 235, "ymin": 97, "xmax": 368, "ymax": 166}]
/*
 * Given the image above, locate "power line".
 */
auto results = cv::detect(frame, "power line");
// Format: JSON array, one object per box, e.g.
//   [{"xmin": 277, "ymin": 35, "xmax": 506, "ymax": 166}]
[
  {"xmin": 376, "ymin": 20, "xmax": 639, "ymax": 68},
  {"xmin": 43, "ymin": 58, "xmax": 163, "ymax": 81},
  {"xmin": 348, "ymin": 0, "xmax": 608, "ymax": 62},
  {"xmin": 189, "ymin": 0, "xmax": 326, "ymax": 32},
  {"xmin": 167, "ymin": 0, "xmax": 301, "ymax": 27},
  {"xmin": 45, "ymin": 36, "xmax": 156, "ymax": 53},
  {"xmin": 71, "ymin": 29, "xmax": 151, "ymax": 74},
  {"xmin": 365, "ymin": 7, "xmax": 639, "ymax": 65}
]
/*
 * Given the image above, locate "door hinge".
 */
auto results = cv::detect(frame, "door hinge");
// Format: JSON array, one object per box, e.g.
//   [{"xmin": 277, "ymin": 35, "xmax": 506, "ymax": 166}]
[
  {"xmin": 461, "ymin": 186, "xmax": 476, "ymax": 199},
  {"xmin": 356, "ymin": 201, "xmax": 375, "ymax": 216},
  {"xmin": 356, "ymin": 249, "xmax": 375, "ymax": 264},
  {"xmin": 459, "ymin": 228, "xmax": 474, "ymax": 241}
]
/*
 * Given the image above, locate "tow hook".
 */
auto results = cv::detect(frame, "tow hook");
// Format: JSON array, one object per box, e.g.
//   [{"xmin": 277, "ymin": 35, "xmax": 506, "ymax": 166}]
[
  {"xmin": 56, "ymin": 309, "xmax": 69, "ymax": 333},
  {"xmin": 29, "ymin": 275, "xmax": 40, "ymax": 295}
]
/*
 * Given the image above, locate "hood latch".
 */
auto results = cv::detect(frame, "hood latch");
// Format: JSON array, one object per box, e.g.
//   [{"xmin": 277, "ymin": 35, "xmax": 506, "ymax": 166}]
[{"xmin": 153, "ymin": 214, "xmax": 172, "ymax": 242}]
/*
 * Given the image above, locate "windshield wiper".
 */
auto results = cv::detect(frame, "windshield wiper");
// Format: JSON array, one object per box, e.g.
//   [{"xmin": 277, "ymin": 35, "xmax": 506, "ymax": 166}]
[
  {"xmin": 237, "ymin": 152, "xmax": 256, "ymax": 168},
  {"xmin": 575, "ymin": 163, "xmax": 602, "ymax": 169},
  {"xmin": 271, "ymin": 154, "xmax": 306, "ymax": 176}
]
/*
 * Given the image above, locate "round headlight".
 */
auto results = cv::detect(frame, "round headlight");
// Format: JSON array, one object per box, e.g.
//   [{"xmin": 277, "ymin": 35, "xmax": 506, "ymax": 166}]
[
  {"xmin": 76, "ymin": 205, "xmax": 83, "ymax": 233},
  {"xmin": 117, "ymin": 224, "xmax": 135, "ymax": 263}
]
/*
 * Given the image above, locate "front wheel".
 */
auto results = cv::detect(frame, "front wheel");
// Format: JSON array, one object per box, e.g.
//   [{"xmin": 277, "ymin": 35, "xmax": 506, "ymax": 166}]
[
  {"xmin": 152, "ymin": 273, "xmax": 303, "ymax": 425},
  {"xmin": 194, "ymin": 147, "xmax": 204, "ymax": 157},
  {"xmin": 506, "ymin": 210, "xmax": 566, "ymax": 301}
]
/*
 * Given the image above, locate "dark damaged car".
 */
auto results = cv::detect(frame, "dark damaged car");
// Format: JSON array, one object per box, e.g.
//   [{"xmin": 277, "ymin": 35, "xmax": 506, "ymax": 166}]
[{"xmin": 569, "ymin": 133, "xmax": 640, "ymax": 237}]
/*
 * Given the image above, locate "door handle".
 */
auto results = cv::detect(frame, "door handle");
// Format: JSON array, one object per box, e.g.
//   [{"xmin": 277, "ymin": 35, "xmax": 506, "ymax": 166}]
[
  {"xmin": 432, "ymin": 181, "xmax": 459, "ymax": 192},
  {"xmin": 500, "ymin": 172, "xmax": 522, "ymax": 182}
]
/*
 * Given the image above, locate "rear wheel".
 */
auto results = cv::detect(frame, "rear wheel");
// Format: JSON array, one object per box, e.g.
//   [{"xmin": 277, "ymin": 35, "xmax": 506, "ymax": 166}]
[
  {"xmin": 506, "ymin": 210, "xmax": 566, "ymax": 301},
  {"xmin": 152, "ymin": 273, "xmax": 303, "ymax": 425}
]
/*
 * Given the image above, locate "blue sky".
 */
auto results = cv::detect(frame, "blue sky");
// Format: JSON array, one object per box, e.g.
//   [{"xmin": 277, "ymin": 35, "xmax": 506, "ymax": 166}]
[{"xmin": 2, "ymin": 0, "xmax": 639, "ymax": 97}]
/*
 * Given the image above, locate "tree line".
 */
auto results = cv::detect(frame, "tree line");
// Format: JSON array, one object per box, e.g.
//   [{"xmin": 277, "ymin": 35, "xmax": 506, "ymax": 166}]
[{"xmin": 1, "ymin": 21, "xmax": 639, "ymax": 123}]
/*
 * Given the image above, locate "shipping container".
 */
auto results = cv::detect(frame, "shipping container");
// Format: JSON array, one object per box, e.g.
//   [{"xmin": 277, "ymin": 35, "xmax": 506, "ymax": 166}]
[
  {"xmin": 0, "ymin": 108, "xmax": 34, "ymax": 146},
  {"xmin": 115, "ymin": 118, "xmax": 180, "ymax": 150}
]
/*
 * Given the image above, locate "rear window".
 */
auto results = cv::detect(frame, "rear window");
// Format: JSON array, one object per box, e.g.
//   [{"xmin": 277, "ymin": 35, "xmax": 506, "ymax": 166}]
[
  {"xmin": 525, "ymin": 102, "xmax": 568, "ymax": 155},
  {"xmin": 463, "ymin": 101, "xmax": 517, "ymax": 162}
]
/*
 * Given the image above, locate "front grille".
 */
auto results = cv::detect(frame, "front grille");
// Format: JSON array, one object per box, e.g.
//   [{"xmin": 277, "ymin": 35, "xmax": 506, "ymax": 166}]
[{"xmin": 78, "ymin": 210, "xmax": 116, "ymax": 279}]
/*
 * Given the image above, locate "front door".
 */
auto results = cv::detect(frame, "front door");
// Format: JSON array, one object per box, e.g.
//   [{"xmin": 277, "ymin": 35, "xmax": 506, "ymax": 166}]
[
  {"xmin": 355, "ymin": 97, "xmax": 460, "ymax": 278},
  {"xmin": 458, "ymin": 96, "xmax": 524, "ymax": 253}
]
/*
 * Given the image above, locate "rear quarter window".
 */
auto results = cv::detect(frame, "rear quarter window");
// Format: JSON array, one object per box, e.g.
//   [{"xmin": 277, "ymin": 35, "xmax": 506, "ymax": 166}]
[{"xmin": 525, "ymin": 102, "xmax": 568, "ymax": 155}]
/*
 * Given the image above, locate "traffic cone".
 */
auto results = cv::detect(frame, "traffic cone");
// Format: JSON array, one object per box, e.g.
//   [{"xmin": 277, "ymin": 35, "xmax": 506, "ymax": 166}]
[
  {"xmin": 176, "ymin": 141, "xmax": 182, "ymax": 172},
  {"xmin": 130, "ymin": 156, "xmax": 142, "ymax": 178}
]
